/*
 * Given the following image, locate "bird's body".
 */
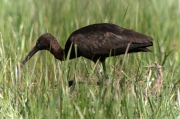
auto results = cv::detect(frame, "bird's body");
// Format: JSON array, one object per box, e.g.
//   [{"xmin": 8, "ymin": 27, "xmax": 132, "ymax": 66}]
[
  {"xmin": 21, "ymin": 23, "xmax": 153, "ymax": 85},
  {"xmin": 64, "ymin": 23, "xmax": 152, "ymax": 62}
]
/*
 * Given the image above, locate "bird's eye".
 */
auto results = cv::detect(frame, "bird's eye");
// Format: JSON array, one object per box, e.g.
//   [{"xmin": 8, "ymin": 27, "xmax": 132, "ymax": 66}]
[{"xmin": 36, "ymin": 40, "xmax": 40, "ymax": 45}]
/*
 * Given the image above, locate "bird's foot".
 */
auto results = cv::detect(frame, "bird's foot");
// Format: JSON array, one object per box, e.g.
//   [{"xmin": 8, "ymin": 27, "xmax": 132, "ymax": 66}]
[
  {"xmin": 68, "ymin": 80, "xmax": 74, "ymax": 87},
  {"xmin": 68, "ymin": 80, "xmax": 86, "ymax": 87}
]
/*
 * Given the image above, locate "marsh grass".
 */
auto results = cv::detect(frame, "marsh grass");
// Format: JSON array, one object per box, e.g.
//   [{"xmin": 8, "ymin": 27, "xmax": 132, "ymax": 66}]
[{"xmin": 0, "ymin": 0, "xmax": 180, "ymax": 118}]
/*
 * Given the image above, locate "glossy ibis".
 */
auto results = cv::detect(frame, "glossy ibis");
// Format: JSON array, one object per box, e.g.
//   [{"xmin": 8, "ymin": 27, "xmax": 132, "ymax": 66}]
[{"xmin": 21, "ymin": 23, "xmax": 153, "ymax": 85}]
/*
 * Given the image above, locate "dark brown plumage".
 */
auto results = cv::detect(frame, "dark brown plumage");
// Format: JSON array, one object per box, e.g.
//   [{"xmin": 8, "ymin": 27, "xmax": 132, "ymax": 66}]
[{"xmin": 21, "ymin": 23, "xmax": 153, "ymax": 85}]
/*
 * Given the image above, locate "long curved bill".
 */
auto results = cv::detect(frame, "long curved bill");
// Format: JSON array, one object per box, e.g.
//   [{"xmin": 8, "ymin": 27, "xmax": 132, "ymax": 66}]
[{"xmin": 21, "ymin": 46, "xmax": 39, "ymax": 68}]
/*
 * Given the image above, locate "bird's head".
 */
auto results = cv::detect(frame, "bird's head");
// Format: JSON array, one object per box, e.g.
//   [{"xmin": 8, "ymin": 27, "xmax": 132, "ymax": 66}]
[
  {"xmin": 21, "ymin": 33, "xmax": 62, "ymax": 68},
  {"xmin": 35, "ymin": 33, "xmax": 54, "ymax": 50}
]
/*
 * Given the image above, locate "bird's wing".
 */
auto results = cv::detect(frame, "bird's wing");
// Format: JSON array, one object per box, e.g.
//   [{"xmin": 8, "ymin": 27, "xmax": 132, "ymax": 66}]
[{"xmin": 70, "ymin": 29, "xmax": 152, "ymax": 57}]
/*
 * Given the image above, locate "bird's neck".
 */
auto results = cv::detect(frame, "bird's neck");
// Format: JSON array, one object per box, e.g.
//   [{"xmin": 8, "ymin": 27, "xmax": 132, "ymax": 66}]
[{"xmin": 49, "ymin": 40, "xmax": 64, "ymax": 61}]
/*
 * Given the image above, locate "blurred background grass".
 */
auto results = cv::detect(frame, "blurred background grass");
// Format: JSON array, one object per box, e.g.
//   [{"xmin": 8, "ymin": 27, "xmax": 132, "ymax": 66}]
[{"xmin": 0, "ymin": 0, "xmax": 180, "ymax": 118}]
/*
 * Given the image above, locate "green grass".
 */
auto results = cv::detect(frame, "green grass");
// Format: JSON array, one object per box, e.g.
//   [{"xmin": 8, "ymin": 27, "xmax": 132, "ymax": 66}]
[{"xmin": 0, "ymin": 0, "xmax": 180, "ymax": 118}]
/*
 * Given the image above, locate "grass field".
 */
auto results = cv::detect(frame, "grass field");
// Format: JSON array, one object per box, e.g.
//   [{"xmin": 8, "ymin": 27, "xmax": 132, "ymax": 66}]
[{"xmin": 0, "ymin": 0, "xmax": 180, "ymax": 118}]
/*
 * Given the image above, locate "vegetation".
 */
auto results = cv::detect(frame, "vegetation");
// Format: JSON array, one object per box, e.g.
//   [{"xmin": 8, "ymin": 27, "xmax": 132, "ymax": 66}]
[{"xmin": 0, "ymin": 0, "xmax": 179, "ymax": 118}]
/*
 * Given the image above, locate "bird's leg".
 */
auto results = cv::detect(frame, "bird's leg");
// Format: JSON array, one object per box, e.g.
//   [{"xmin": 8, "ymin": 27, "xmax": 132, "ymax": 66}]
[
  {"xmin": 96, "ymin": 61, "xmax": 110, "ymax": 86},
  {"xmin": 101, "ymin": 61, "xmax": 111, "ymax": 100},
  {"xmin": 102, "ymin": 61, "xmax": 110, "ymax": 86},
  {"xmin": 96, "ymin": 63, "xmax": 103, "ymax": 85}
]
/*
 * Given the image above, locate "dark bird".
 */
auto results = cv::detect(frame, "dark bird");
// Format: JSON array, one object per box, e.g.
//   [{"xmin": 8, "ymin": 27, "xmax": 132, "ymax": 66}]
[{"xmin": 21, "ymin": 23, "xmax": 153, "ymax": 85}]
